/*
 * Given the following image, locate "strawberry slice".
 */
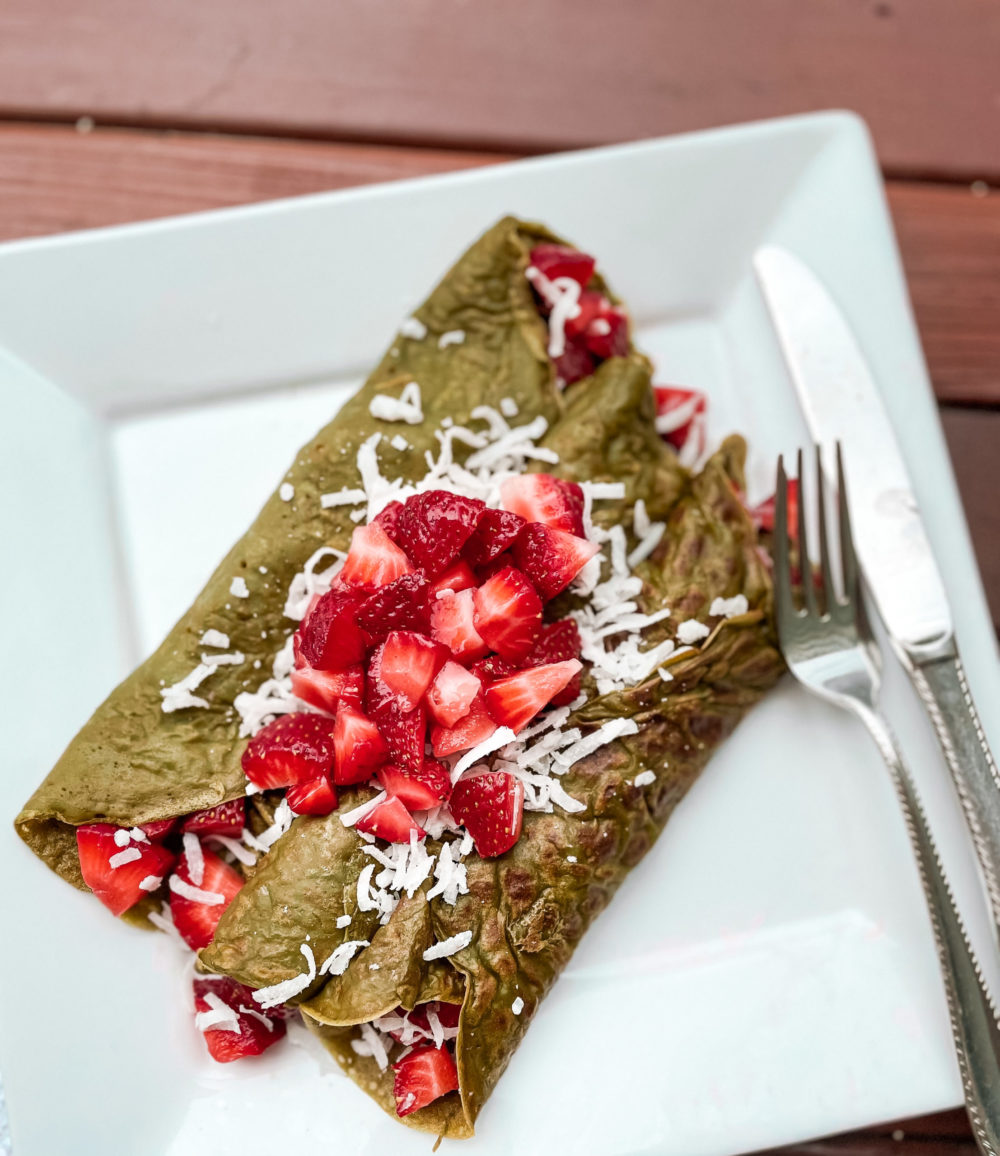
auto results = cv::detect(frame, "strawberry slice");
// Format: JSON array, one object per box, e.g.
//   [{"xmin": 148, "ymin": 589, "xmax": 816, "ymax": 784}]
[
  {"xmin": 241, "ymin": 713, "xmax": 337, "ymax": 790},
  {"xmin": 356, "ymin": 572, "xmax": 432, "ymax": 642},
  {"xmin": 333, "ymin": 704, "xmax": 389, "ymax": 785},
  {"xmin": 427, "ymin": 559, "xmax": 477, "ymax": 598},
  {"xmin": 76, "ymin": 824, "xmax": 176, "ymax": 917},
  {"xmin": 139, "ymin": 818, "xmax": 177, "ymax": 842},
  {"xmin": 523, "ymin": 619, "xmax": 583, "ymax": 707},
  {"xmin": 193, "ymin": 976, "xmax": 286, "ymax": 1063},
  {"xmin": 749, "ymin": 478, "xmax": 800, "ymax": 538},
  {"xmin": 430, "ymin": 692, "xmax": 497, "ymax": 758},
  {"xmin": 499, "ymin": 474, "xmax": 585, "ymax": 537},
  {"xmin": 462, "ymin": 509, "xmax": 526, "ymax": 568},
  {"xmin": 379, "ymin": 631, "xmax": 448, "ymax": 711},
  {"xmin": 295, "ymin": 589, "xmax": 366, "ymax": 670},
  {"xmin": 290, "ymin": 663, "xmax": 364, "ymax": 714},
  {"xmin": 181, "ymin": 799, "xmax": 245, "ymax": 838},
  {"xmin": 652, "ymin": 385, "xmax": 708, "ymax": 453},
  {"xmin": 484, "ymin": 660, "xmax": 583, "ymax": 733},
  {"xmin": 340, "ymin": 522, "xmax": 414, "ymax": 589},
  {"xmin": 429, "ymin": 588, "xmax": 489, "ymax": 664},
  {"xmin": 468, "ymin": 654, "xmax": 517, "ymax": 685},
  {"xmin": 450, "ymin": 771, "xmax": 525, "ymax": 858},
  {"xmin": 356, "ymin": 795, "xmax": 425, "ymax": 844},
  {"xmin": 528, "ymin": 244, "xmax": 596, "ymax": 287},
  {"xmin": 584, "ymin": 304, "xmax": 629, "ymax": 359},
  {"xmin": 373, "ymin": 700, "xmax": 427, "ymax": 776},
  {"xmin": 170, "ymin": 845, "xmax": 243, "ymax": 950},
  {"xmin": 426, "ymin": 661, "xmax": 482, "ymax": 727},
  {"xmin": 392, "ymin": 1043, "xmax": 460, "ymax": 1117},
  {"xmin": 377, "ymin": 760, "xmax": 451, "ymax": 811},
  {"xmin": 373, "ymin": 499, "xmax": 405, "ymax": 543},
  {"xmin": 553, "ymin": 337, "xmax": 597, "ymax": 386},
  {"xmin": 285, "ymin": 775, "xmax": 338, "ymax": 816},
  {"xmin": 472, "ymin": 566, "xmax": 543, "ymax": 662},
  {"xmin": 394, "ymin": 490, "xmax": 485, "ymax": 576},
  {"xmin": 512, "ymin": 524, "xmax": 600, "ymax": 601}
]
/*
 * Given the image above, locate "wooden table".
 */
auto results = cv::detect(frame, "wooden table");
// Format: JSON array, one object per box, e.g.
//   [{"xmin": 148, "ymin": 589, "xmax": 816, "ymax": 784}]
[{"xmin": 0, "ymin": 3, "xmax": 997, "ymax": 1152}]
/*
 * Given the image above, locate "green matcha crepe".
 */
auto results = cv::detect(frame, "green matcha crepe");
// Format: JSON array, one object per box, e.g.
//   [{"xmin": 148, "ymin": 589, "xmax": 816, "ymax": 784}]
[{"xmin": 16, "ymin": 216, "xmax": 783, "ymax": 1136}]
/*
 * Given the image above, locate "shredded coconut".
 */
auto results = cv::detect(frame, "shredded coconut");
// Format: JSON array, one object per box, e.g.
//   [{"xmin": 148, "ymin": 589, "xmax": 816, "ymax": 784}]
[
  {"xmin": 279, "ymin": 482, "xmax": 295, "ymax": 502},
  {"xmin": 499, "ymin": 397, "xmax": 518, "ymax": 417},
  {"xmin": 320, "ymin": 487, "xmax": 367, "ymax": 508},
  {"xmin": 139, "ymin": 875, "xmax": 162, "ymax": 891},
  {"xmin": 182, "ymin": 832, "xmax": 205, "ymax": 886},
  {"xmin": 109, "ymin": 847, "xmax": 142, "ymax": 870},
  {"xmin": 113, "ymin": 828, "xmax": 131, "ymax": 847},
  {"xmin": 512, "ymin": 997, "xmax": 524, "ymax": 1015},
  {"xmin": 525, "ymin": 267, "xmax": 581, "ymax": 359},
  {"xmin": 253, "ymin": 943, "xmax": 317, "ymax": 1010},
  {"xmin": 710, "ymin": 594, "xmax": 749, "ymax": 619},
  {"xmin": 390, "ymin": 434, "xmax": 409, "ymax": 451},
  {"xmin": 423, "ymin": 930, "xmax": 474, "ymax": 961},
  {"xmin": 200, "ymin": 629, "xmax": 230, "ymax": 649},
  {"xmin": 633, "ymin": 770, "xmax": 656, "ymax": 787},
  {"xmin": 168, "ymin": 875, "xmax": 224, "ymax": 905},
  {"xmin": 229, "ymin": 577, "xmax": 249, "ymax": 599},
  {"xmin": 677, "ymin": 618, "xmax": 710, "ymax": 645},
  {"xmin": 340, "ymin": 792, "xmax": 387, "ymax": 829},
  {"xmin": 336, "ymin": 913, "xmax": 353, "ymax": 929},
  {"xmin": 438, "ymin": 329, "xmax": 465, "ymax": 349},
  {"xmin": 319, "ymin": 939, "xmax": 370, "ymax": 977},
  {"xmin": 195, "ymin": 992, "xmax": 241, "ymax": 1034},
  {"xmin": 351, "ymin": 1022, "xmax": 390, "ymax": 1071},
  {"xmin": 369, "ymin": 380, "xmax": 423, "ymax": 425},
  {"xmin": 399, "ymin": 316, "xmax": 427, "ymax": 340},
  {"xmin": 452, "ymin": 727, "xmax": 517, "ymax": 782}
]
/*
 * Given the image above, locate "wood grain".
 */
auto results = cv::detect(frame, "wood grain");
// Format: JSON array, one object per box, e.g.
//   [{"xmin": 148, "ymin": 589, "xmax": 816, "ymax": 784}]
[{"xmin": 0, "ymin": 0, "xmax": 998, "ymax": 178}]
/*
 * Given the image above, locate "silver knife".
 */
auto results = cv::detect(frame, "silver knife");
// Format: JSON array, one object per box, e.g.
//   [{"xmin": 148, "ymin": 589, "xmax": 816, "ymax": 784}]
[{"xmin": 754, "ymin": 244, "xmax": 1000, "ymax": 928}]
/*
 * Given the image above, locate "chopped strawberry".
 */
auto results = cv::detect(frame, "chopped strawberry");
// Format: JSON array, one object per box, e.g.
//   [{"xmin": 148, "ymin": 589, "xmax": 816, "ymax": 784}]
[
  {"xmin": 429, "ymin": 588, "xmax": 489, "ymax": 664},
  {"xmin": 194, "ymin": 976, "xmax": 286, "ymax": 1063},
  {"xmin": 379, "ymin": 631, "xmax": 448, "ymax": 711},
  {"xmin": 170, "ymin": 845, "xmax": 243, "ymax": 950},
  {"xmin": 372, "ymin": 700, "xmax": 427, "ymax": 776},
  {"xmin": 427, "ymin": 559, "xmax": 477, "ymax": 598},
  {"xmin": 340, "ymin": 522, "xmax": 414, "ymax": 589},
  {"xmin": 396, "ymin": 490, "xmax": 486, "ymax": 576},
  {"xmin": 528, "ymin": 243, "xmax": 596, "ymax": 287},
  {"xmin": 295, "ymin": 589, "xmax": 366, "ymax": 670},
  {"xmin": 472, "ymin": 550, "xmax": 518, "ymax": 584},
  {"xmin": 584, "ymin": 304, "xmax": 629, "ymax": 359},
  {"xmin": 356, "ymin": 573, "xmax": 432, "ymax": 641},
  {"xmin": 450, "ymin": 771, "xmax": 525, "ymax": 858},
  {"xmin": 182, "ymin": 799, "xmax": 245, "ymax": 838},
  {"xmin": 564, "ymin": 288, "xmax": 610, "ymax": 340},
  {"xmin": 499, "ymin": 474, "xmax": 585, "ymax": 537},
  {"xmin": 468, "ymin": 654, "xmax": 517, "ymax": 685},
  {"xmin": 750, "ymin": 478, "xmax": 800, "ymax": 538},
  {"xmin": 512, "ymin": 524, "xmax": 600, "ymax": 601},
  {"xmin": 377, "ymin": 760, "xmax": 451, "ymax": 811},
  {"xmin": 333, "ymin": 704, "xmax": 389, "ymax": 785},
  {"xmin": 463, "ymin": 509, "xmax": 527, "ymax": 568},
  {"xmin": 472, "ymin": 566, "xmax": 543, "ymax": 662},
  {"xmin": 523, "ymin": 619, "xmax": 583, "ymax": 706},
  {"xmin": 386, "ymin": 1000, "xmax": 461, "ymax": 1043},
  {"xmin": 356, "ymin": 795, "xmax": 425, "ymax": 844},
  {"xmin": 484, "ymin": 660, "xmax": 583, "ymax": 733},
  {"xmin": 426, "ymin": 661, "xmax": 482, "ymax": 727},
  {"xmin": 241, "ymin": 713, "xmax": 337, "ymax": 790},
  {"xmin": 652, "ymin": 386, "xmax": 708, "ymax": 452},
  {"xmin": 285, "ymin": 775, "xmax": 338, "ymax": 816},
  {"xmin": 430, "ymin": 692, "xmax": 497, "ymax": 757},
  {"xmin": 139, "ymin": 818, "xmax": 177, "ymax": 842},
  {"xmin": 290, "ymin": 663, "xmax": 364, "ymax": 714},
  {"xmin": 392, "ymin": 1043, "xmax": 460, "ymax": 1117},
  {"xmin": 76, "ymin": 824, "xmax": 176, "ymax": 916},
  {"xmin": 554, "ymin": 337, "xmax": 597, "ymax": 385},
  {"xmin": 373, "ymin": 499, "xmax": 405, "ymax": 543}
]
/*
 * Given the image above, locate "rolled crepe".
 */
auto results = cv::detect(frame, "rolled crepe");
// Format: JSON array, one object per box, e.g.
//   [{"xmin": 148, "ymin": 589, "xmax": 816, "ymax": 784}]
[{"xmin": 16, "ymin": 216, "xmax": 783, "ymax": 1135}]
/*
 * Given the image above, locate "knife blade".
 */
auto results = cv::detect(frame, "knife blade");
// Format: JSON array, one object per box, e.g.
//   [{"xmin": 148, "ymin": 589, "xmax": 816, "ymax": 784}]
[{"xmin": 754, "ymin": 244, "xmax": 1000, "ymax": 930}]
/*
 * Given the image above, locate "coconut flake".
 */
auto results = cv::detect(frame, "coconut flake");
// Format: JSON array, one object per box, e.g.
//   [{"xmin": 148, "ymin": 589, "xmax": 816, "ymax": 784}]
[
  {"xmin": 710, "ymin": 594, "xmax": 749, "ymax": 619},
  {"xmin": 627, "ymin": 522, "xmax": 666, "ymax": 568},
  {"xmin": 512, "ymin": 997, "xmax": 524, "ymax": 1015},
  {"xmin": 168, "ymin": 875, "xmax": 225, "ymax": 904},
  {"xmin": 139, "ymin": 875, "xmax": 162, "ymax": 892},
  {"xmin": 554, "ymin": 718, "xmax": 639, "ymax": 769},
  {"xmin": 229, "ymin": 577, "xmax": 249, "ymax": 599},
  {"xmin": 320, "ymin": 487, "xmax": 367, "ymax": 508},
  {"xmin": 109, "ymin": 847, "xmax": 142, "ymax": 870},
  {"xmin": 279, "ymin": 482, "xmax": 295, "ymax": 502},
  {"xmin": 182, "ymin": 832, "xmax": 205, "ymax": 886},
  {"xmin": 336, "ymin": 913, "xmax": 353, "ymax": 929},
  {"xmin": 319, "ymin": 939, "xmax": 370, "ymax": 977},
  {"xmin": 253, "ymin": 943, "xmax": 317, "ymax": 1010},
  {"xmin": 399, "ymin": 317, "xmax": 427, "ymax": 340},
  {"xmin": 205, "ymin": 834, "xmax": 258, "ymax": 867},
  {"xmin": 255, "ymin": 798, "xmax": 294, "ymax": 851},
  {"xmin": 423, "ymin": 930, "xmax": 473, "ymax": 961},
  {"xmin": 452, "ymin": 727, "xmax": 517, "ymax": 782},
  {"xmin": 390, "ymin": 434, "xmax": 409, "ymax": 451},
  {"xmin": 200, "ymin": 629, "xmax": 230, "ymax": 649},
  {"xmin": 438, "ymin": 329, "xmax": 465, "ymax": 349},
  {"xmin": 351, "ymin": 1022, "xmax": 390, "ymax": 1071},
  {"xmin": 195, "ymin": 992, "xmax": 241, "ymax": 1034},
  {"xmin": 340, "ymin": 791, "xmax": 387, "ymax": 829},
  {"xmin": 634, "ymin": 770, "xmax": 656, "ymax": 787},
  {"xmin": 113, "ymin": 828, "xmax": 131, "ymax": 847},
  {"xmin": 499, "ymin": 397, "xmax": 519, "ymax": 417},
  {"xmin": 369, "ymin": 381, "xmax": 423, "ymax": 425},
  {"xmin": 677, "ymin": 618, "xmax": 710, "ymax": 645}
]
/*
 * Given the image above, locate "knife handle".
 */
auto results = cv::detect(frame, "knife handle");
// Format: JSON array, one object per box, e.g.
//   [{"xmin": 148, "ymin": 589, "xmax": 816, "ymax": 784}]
[{"xmin": 906, "ymin": 649, "xmax": 1000, "ymax": 932}]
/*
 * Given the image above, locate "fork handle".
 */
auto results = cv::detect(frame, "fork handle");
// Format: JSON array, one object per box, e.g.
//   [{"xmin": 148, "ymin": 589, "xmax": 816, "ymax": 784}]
[{"xmin": 855, "ymin": 701, "xmax": 1000, "ymax": 1156}]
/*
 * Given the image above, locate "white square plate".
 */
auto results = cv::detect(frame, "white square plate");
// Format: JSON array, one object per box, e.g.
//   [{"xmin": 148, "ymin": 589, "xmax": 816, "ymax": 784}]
[{"xmin": 2, "ymin": 112, "xmax": 998, "ymax": 1156}]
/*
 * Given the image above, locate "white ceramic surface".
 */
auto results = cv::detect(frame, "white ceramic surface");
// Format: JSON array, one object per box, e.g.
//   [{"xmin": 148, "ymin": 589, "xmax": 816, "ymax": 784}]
[{"xmin": 1, "ymin": 112, "xmax": 998, "ymax": 1156}]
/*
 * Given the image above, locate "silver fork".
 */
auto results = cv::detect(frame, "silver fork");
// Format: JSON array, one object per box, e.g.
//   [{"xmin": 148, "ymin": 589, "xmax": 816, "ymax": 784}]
[{"xmin": 774, "ymin": 445, "xmax": 1000, "ymax": 1155}]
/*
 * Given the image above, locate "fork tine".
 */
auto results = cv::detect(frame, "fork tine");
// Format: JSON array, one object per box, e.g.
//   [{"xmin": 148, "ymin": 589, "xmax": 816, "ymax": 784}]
[
  {"xmin": 836, "ymin": 442, "xmax": 860, "ymax": 604},
  {"xmin": 796, "ymin": 448, "xmax": 818, "ymax": 617},
  {"xmin": 814, "ymin": 445, "xmax": 837, "ymax": 610},
  {"xmin": 772, "ymin": 455, "xmax": 796, "ymax": 627}
]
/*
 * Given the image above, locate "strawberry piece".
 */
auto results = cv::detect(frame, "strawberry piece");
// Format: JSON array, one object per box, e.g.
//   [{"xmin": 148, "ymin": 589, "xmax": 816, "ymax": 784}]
[
  {"xmin": 426, "ymin": 661, "xmax": 482, "ymax": 727},
  {"xmin": 295, "ymin": 589, "xmax": 366, "ymax": 670},
  {"xmin": 499, "ymin": 474, "xmax": 585, "ymax": 537},
  {"xmin": 584, "ymin": 304, "xmax": 629, "ymax": 359},
  {"xmin": 286, "ymin": 775, "xmax": 338, "ymax": 816},
  {"xmin": 430, "ymin": 692, "xmax": 497, "ymax": 757},
  {"xmin": 484, "ymin": 660, "xmax": 583, "ymax": 733},
  {"xmin": 472, "ymin": 566, "xmax": 543, "ymax": 662},
  {"xmin": 463, "ymin": 508, "xmax": 527, "ymax": 568},
  {"xmin": 139, "ymin": 818, "xmax": 177, "ymax": 842},
  {"xmin": 472, "ymin": 550, "xmax": 518, "ymax": 584},
  {"xmin": 356, "ymin": 572, "xmax": 432, "ymax": 641},
  {"xmin": 340, "ymin": 522, "xmax": 414, "ymax": 589},
  {"xmin": 377, "ymin": 760, "xmax": 451, "ymax": 811},
  {"xmin": 395, "ymin": 491, "xmax": 485, "ymax": 576},
  {"xmin": 290, "ymin": 663, "xmax": 364, "ymax": 714},
  {"xmin": 386, "ymin": 1000, "xmax": 461, "ymax": 1043},
  {"xmin": 193, "ymin": 976, "xmax": 286, "ymax": 1063},
  {"xmin": 373, "ymin": 700, "xmax": 427, "ymax": 776},
  {"xmin": 76, "ymin": 824, "xmax": 176, "ymax": 917},
  {"xmin": 750, "ymin": 478, "xmax": 800, "ymax": 538},
  {"xmin": 427, "ymin": 559, "xmax": 477, "ymax": 598},
  {"xmin": 373, "ymin": 499, "xmax": 405, "ymax": 543},
  {"xmin": 392, "ymin": 1043, "xmax": 460, "ymax": 1117},
  {"xmin": 241, "ymin": 713, "xmax": 337, "ymax": 790},
  {"xmin": 450, "ymin": 771, "xmax": 525, "ymax": 858},
  {"xmin": 652, "ymin": 385, "xmax": 708, "ymax": 452},
  {"xmin": 468, "ymin": 654, "xmax": 517, "ymax": 685},
  {"xmin": 523, "ymin": 619, "xmax": 583, "ymax": 706},
  {"xmin": 333, "ymin": 703, "xmax": 389, "ymax": 785},
  {"xmin": 564, "ymin": 288, "xmax": 609, "ymax": 340},
  {"xmin": 170, "ymin": 845, "xmax": 243, "ymax": 950},
  {"xmin": 379, "ymin": 631, "xmax": 448, "ymax": 711},
  {"xmin": 182, "ymin": 799, "xmax": 245, "ymax": 838},
  {"xmin": 512, "ymin": 524, "xmax": 600, "ymax": 601},
  {"xmin": 356, "ymin": 795, "xmax": 425, "ymax": 844},
  {"xmin": 429, "ymin": 588, "xmax": 489, "ymax": 664},
  {"xmin": 554, "ymin": 337, "xmax": 597, "ymax": 386},
  {"xmin": 528, "ymin": 243, "xmax": 596, "ymax": 287}
]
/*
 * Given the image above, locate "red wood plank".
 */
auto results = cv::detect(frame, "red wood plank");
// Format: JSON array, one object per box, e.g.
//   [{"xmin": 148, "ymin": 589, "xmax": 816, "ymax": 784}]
[{"xmin": 0, "ymin": 0, "xmax": 998, "ymax": 178}]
